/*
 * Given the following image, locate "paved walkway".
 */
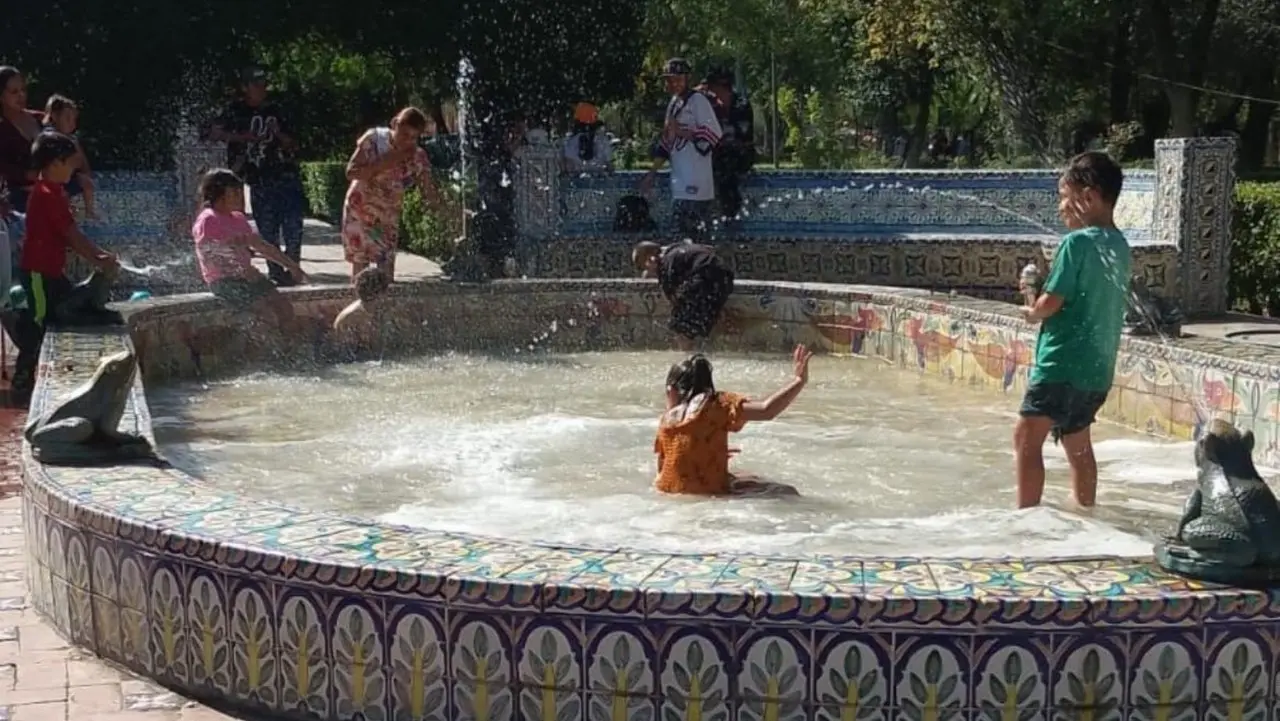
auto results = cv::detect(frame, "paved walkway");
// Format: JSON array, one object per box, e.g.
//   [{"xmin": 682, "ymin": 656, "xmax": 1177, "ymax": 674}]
[
  {"xmin": 0, "ymin": 410, "xmax": 259, "ymax": 721},
  {"xmin": 249, "ymin": 219, "xmax": 443, "ymax": 286}
]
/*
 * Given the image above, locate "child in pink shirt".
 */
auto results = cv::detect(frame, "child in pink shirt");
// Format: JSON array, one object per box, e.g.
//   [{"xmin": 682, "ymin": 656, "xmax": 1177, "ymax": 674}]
[{"xmin": 193, "ymin": 168, "xmax": 307, "ymax": 328}]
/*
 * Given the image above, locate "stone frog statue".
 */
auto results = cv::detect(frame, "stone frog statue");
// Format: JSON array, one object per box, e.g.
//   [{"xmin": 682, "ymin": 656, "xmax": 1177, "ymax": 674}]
[
  {"xmin": 1154, "ymin": 419, "xmax": 1280, "ymax": 585},
  {"xmin": 24, "ymin": 348, "xmax": 162, "ymax": 466},
  {"xmin": 1123, "ymin": 273, "xmax": 1183, "ymax": 338}
]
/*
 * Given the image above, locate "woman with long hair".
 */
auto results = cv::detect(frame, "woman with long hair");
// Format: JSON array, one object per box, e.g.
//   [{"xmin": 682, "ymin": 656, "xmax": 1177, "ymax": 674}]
[{"xmin": 0, "ymin": 67, "xmax": 44, "ymax": 212}]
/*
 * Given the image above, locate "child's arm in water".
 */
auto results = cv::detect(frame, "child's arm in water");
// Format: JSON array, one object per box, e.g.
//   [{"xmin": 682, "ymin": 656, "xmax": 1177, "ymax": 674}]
[
  {"xmin": 240, "ymin": 233, "xmax": 308, "ymax": 284},
  {"xmin": 333, "ymin": 299, "xmax": 366, "ymax": 331},
  {"xmin": 740, "ymin": 344, "xmax": 811, "ymax": 422}
]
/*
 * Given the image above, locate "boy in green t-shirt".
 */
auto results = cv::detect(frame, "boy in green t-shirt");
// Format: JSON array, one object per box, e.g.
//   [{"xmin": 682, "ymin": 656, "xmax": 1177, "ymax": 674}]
[{"xmin": 1016, "ymin": 152, "xmax": 1132, "ymax": 510}]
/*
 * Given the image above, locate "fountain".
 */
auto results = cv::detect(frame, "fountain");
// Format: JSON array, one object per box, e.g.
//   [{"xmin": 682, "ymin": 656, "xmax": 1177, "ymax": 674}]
[{"xmin": 19, "ymin": 262, "xmax": 1280, "ymax": 720}]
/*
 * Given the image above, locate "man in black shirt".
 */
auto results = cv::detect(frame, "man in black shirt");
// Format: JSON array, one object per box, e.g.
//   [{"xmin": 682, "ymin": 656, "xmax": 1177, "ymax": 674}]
[
  {"xmin": 633, "ymin": 241, "xmax": 735, "ymax": 350},
  {"xmin": 701, "ymin": 67, "xmax": 756, "ymax": 225},
  {"xmin": 210, "ymin": 67, "xmax": 305, "ymax": 286}
]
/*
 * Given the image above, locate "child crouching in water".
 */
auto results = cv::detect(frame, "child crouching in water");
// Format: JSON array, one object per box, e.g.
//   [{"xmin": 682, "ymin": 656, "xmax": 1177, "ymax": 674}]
[
  {"xmin": 655, "ymin": 344, "xmax": 811, "ymax": 496},
  {"xmin": 633, "ymin": 241, "xmax": 735, "ymax": 351},
  {"xmin": 333, "ymin": 266, "xmax": 390, "ymax": 332},
  {"xmin": 193, "ymin": 169, "xmax": 308, "ymax": 330}
]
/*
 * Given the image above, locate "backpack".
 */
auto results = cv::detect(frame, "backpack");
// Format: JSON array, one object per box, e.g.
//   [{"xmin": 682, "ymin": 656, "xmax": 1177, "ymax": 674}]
[{"xmin": 613, "ymin": 194, "xmax": 658, "ymax": 233}]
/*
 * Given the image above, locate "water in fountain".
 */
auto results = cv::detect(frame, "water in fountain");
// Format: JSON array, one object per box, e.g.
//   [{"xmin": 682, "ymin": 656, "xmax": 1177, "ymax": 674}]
[
  {"xmin": 718, "ymin": 176, "xmax": 1213, "ymax": 424},
  {"xmin": 149, "ymin": 350, "xmax": 1208, "ymax": 558}
]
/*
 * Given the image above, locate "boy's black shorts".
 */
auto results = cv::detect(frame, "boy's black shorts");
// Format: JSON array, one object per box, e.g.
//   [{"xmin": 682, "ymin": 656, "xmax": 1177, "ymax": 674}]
[
  {"xmin": 1020, "ymin": 381, "xmax": 1109, "ymax": 443},
  {"xmin": 669, "ymin": 266, "xmax": 735, "ymax": 340}
]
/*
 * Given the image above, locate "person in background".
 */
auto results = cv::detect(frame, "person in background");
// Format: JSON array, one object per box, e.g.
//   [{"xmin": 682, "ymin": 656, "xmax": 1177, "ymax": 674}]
[
  {"xmin": 12, "ymin": 133, "xmax": 122, "ymax": 397},
  {"xmin": 341, "ymin": 107, "xmax": 447, "ymax": 283},
  {"xmin": 191, "ymin": 168, "xmax": 307, "ymax": 331},
  {"xmin": 0, "ymin": 177, "xmax": 29, "ymax": 391},
  {"xmin": 699, "ymin": 67, "xmax": 755, "ymax": 225},
  {"xmin": 1015, "ymin": 151, "xmax": 1131, "ymax": 510},
  {"xmin": 561, "ymin": 102, "xmax": 612, "ymax": 175},
  {"xmin": 640, "ymin": 58, "xmax": 722, "ymax": 242},
  {"xmin": 0, "ymin": 67, "xmax": 42, "ymax": 212},
  {"xmin": 209, "ymin": 67, "xmax": 305, "ymax": 287},
  {"xmin": 654, "ymin": 346, "xmax": 809, "ymax": 496},
  {"xmin": 632, "ymin": 240, "xmax": 735, "ymax": 351},
  {"xmin": 42, "ymin": 95, "xmax": 98, "ymax": 219}
]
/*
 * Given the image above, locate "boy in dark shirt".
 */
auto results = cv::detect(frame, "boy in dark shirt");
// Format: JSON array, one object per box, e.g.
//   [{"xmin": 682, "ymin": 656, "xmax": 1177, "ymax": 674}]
[
  {"xmin": 633, "ymin": 241, "xmax": 735, "ymax": 350},
  {"xmin": 210, "ymin": 67, "xmax": 305, "ymax": 287},
  {"xmin": 11, "ymin": 133, "xmax": 120, "ymax": 396},
  {"xmin": 700, "ymin": 67, "xmax": 756, "ymax": 224}
]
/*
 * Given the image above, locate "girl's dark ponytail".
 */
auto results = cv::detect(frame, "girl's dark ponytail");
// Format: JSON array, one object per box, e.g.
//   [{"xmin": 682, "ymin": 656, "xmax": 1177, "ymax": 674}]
[{"xmin": 672, "ymin": 353, "xmax": 716, "ymax": 404}]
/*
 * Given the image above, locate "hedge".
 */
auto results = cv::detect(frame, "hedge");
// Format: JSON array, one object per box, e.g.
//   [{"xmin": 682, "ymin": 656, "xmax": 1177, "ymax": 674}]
[
  {"xmin": 1231, "ymin": 181, "xmax": 1280, "ymax": 315},
  {"xmin": 300, "ymin": 162, "xmax": 348, "ymax": 223},
  {"xmin": 300, "ymin": 161, "xmax": 462, "ymax": 262}
]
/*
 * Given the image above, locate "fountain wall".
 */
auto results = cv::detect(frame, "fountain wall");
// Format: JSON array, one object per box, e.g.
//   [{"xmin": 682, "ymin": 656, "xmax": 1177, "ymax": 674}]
[
  {"xmin": 86, "ymin": 137, "xmax": 1234, "ymax": 313},
  {"xmin": 516, "ymin": 138, "xmax": 1237, "ymax": 314},
  {"xmin": 18, "ymin": 278, "xmax": 1280, "ymax": 721}
]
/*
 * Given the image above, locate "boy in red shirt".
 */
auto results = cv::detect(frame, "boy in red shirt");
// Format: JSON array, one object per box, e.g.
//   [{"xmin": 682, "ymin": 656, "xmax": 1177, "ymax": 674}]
[{"xmin": 11, "ymin": 132, "xmax": 120, "ymax": 396}]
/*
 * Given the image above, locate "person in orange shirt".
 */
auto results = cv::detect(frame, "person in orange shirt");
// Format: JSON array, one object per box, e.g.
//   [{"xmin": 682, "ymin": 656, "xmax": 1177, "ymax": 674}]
[{"xmin": 654, "ymin": 344, "xmax": 811, "ymax": 496}]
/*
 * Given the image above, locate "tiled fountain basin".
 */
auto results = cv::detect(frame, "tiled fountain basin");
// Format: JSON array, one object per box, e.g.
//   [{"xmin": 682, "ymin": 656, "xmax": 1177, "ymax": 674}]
[
  {"xmin": 524, "ymin": 236, "xmax": 1180, "ymax": 304},
  {"xmin": 20, "ymin": 279, "xmax": 1280, "ymax": 721}
]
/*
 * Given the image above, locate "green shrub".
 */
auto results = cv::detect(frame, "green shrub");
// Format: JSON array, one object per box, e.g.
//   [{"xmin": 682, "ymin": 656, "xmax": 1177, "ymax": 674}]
[
  {"xmin": 400, "ymin": 172, "xmax": 472, "ymax": 262},
  {"xmin": 1230, "ymin": 181, "xmax": 1280, "ymax": 315},
  {"xmin": 300, "ymin": 162, "xmax": 348, "ymax": 222}
]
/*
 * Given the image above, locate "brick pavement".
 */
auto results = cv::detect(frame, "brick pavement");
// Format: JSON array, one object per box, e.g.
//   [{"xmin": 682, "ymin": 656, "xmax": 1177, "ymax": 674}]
[{"xmin": 0, "ymin": 408, "xmax": 264, "ymax": 721}]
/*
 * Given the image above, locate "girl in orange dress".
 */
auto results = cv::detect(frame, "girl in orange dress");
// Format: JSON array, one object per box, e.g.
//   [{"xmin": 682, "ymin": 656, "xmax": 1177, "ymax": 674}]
[
  {"xmin": 341, "ymin": 107, "xmax": 445, "ymax": 282},
  {"xmin": 654, "ymin": 345, "xmax": 812, "ymax": 496}
]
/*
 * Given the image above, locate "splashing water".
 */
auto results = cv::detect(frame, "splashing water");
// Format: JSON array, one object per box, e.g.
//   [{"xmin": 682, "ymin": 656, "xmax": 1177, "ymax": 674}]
[{"xmin": 151, "ymin": 351, "xmax": 1201, "ymax": 558}]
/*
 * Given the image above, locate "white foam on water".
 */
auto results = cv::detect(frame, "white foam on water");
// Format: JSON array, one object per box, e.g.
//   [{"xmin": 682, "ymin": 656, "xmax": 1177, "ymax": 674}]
[{"xmin": 1045, "ymin": 438, "xmax": 1197, "ymax": 486}]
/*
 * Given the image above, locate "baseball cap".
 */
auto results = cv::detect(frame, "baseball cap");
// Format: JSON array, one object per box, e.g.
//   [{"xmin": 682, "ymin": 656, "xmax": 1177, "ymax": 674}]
[
  {"xmin": 661, "ymin": 58, "xmax": 692, "ymax": 77},
  {"xmin": 241, "ymin": 67, "xmax": 268, "ymax": 85}
]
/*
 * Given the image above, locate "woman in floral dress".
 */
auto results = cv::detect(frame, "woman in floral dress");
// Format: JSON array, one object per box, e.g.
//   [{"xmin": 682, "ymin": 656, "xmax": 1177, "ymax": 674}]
[{"xmin": 341, "ymin": 107, "xmax": 444, "ymax": 282}]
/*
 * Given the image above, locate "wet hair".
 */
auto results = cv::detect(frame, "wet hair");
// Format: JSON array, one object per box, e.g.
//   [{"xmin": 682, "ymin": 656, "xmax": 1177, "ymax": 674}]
[
  {"xmin": 667, "ymin": 354, "xmax": 716, "ymax": 404},
  {"xmin": 1062, "ymin": 151, "xmax": 1124, "ymax": 206},
  {"xmin": 198, "ymin": 168, "xmax": 245, "ymax": 208},
  {"xmin": 392, "ymin": 107, "xmax": 429, "ymax": 132},
  {"xmin": 632, "ymin": 241, "xmax": 661, "ymax": 270},
  {"xmin": 30, "ymin": 132, "xmax": 78, "ymax": 171},
  {"xmin": 355, "ymin": 267, "xmax": 391, "ymax": 302},
  {"xmin": 0, "ymin": 67, "xmax": 21, "ymax": 96},
  {"xmin": 43, "ymin": 94, "xmax": 76, "ymax": 123}
]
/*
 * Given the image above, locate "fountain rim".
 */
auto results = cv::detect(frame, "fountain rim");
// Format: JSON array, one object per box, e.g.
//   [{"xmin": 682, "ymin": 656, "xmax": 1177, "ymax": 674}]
[{"xmin": 21, "ymin": 277, "xmax": 1263, "ymax": 626}]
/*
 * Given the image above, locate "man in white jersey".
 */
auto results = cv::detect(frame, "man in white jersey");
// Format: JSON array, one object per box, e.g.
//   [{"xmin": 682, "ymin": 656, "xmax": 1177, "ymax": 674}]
[{"xmin": 640, "ymin": 58, "xmax": 723, "ymax": 241}]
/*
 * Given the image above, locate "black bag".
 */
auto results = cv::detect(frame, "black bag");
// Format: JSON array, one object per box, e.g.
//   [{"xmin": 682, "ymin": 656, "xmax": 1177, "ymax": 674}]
[{"xmin": 613, "ymin": 194, "xmax": 658, "ymax": 233}]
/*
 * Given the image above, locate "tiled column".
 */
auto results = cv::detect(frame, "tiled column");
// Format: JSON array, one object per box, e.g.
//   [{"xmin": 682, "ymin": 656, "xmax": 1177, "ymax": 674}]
[
  {"xmin": 514, "ymin": 133, "xmax": 562, "ymax": 241},
  {"xmin": 1154, "ymin": 137, "xmax": 1237, "ymax": 317}
]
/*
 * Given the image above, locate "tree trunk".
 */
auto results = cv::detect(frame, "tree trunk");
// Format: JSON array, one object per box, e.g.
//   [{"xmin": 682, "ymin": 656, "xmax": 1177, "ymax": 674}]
[
  {"xmin": 1240, "ymin": 70, "xmax": 1278, "ymax": 171},
  {"xmin": 904, "ymin": 71, "xmax": 934, "ymax": 168},
  {"xmin": 1108, "ymin": 12, "xmax": 1134, "ymax": 123},
  {"xmin": 1146, "ymin": 0, "xmax": 1223, "ymax": 138},
  {"xmin": 1166, "ymin": 87, "xmax": 1201, "ymax": 138}
]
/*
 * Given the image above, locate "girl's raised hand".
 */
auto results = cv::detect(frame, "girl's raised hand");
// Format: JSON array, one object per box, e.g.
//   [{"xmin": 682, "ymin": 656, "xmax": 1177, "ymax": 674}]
[{"xmin": 792, "ymin": 344, "xmax": 813, "ymax": 383}]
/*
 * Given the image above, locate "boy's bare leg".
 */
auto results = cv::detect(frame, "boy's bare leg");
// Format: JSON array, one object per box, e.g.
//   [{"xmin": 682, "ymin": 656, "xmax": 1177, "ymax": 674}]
[
  {"xmin": 1014, "ymin": 415, "xmax": 1054, "ymax": 508},
  {"xmin": 1059, "ymin": 426, "xmax": 1099, "ymax": 507},
  {"xmin": 674, "ymin": 335, "xmax": 695, "ymax": 351}
]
